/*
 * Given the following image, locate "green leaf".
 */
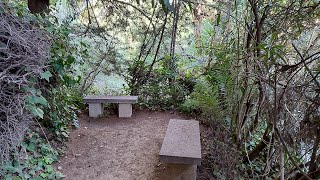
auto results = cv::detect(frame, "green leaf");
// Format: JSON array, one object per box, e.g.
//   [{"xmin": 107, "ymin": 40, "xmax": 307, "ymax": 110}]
[
  {"xmin": 4, "ymin": 165, "xmax": 19, "ymax": 173},
  {"xmin": 4, "ymin": 174, "xmax": 13, "ymax": 180},
  {"xmin": 40, "ymin": 173, "xmax": 49, "ymax": 178},
  {"xmin": 47, "ymin": 26, "xmax": 54, "ymax": 33},
  {"xmin": 41, "ymin": 71, "xmax": 52, "ymax": 82},
  {"xmin": 55, "ymin": 172, "xmax": 65, "ymax": 179},
  {"xmin": 65, "ymin": 55, "xmax": 75, "ymax": 67},
  {"xmin": 27, "ymin": 143, "xmax": 36, "ymax": 152},
  {"xmin": 37, "ymin": 96, "xmax": 48, "ymax": 106},
  {"xmin": 43, "ymin": 156, "xmax": 54, "ymax": 164},
  {"xmin": 26, "ymin": 95, "xmax": 48, "ymax": 106},
  {"xmin": 0, "ymin": 6, "xmax": 4, "ymax": 13},
  {"xmin": 22, "ymin": 86, "xmax": 37, "ymax": 95},
  {"xmin": 257, "ymin": 43, "xmax": 267, "ymax": 50},
  {"xmin": 36, "ymin": 161, "xmax": 44, "ymax": 170},
  {"xmin": 61, "ymin": 132, "xmax": 69, "ymax": 138},
  {"xmin": 26, "ymin": 105, "xmax": 44, "ymax": 119},
  {"xmin": 0, "ymin": 41, "xmax": 6, "ymax": 48},
  {"xmin": 35, "ymin": 176, "xmax": 44, "ymax": 180},
  {"xmin": 187, "ymin": 2, "xmax": 192, "ymax": 12},
  {"xmin": 80, "ymin": 41, "xmax": 88, "ymax": 47},
  {"xmin": 24, "ymin": 174, "xmax": 31, "ymax": 179},
  {"xmin": 29, "ymin": 168, "xmax": 36, "ymax": 175},
  {"xmin": 216, "ymin": 13, "xmax": 221, "ymax": 26},
  {"xmin": 45, "ymin": 165, "xmax": 53, "ymax": 173},
  {"xmin": 12, "ymin": 176, "xmax": 22, "ymax": 180}
]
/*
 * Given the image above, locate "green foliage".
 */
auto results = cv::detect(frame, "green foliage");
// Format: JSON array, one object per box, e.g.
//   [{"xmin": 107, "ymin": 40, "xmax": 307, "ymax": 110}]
[
  {"xmin": 181, "ymin": 50, "xmax": 235, "ymax": 126},
  {"xmin": 129, "ymin": 55, "xmax": 194, "ymax": 110},
  {"xmin": 24, "ymin": 88, "xmax": 48, "ymax": 119},
  {"xmin": 181, "ymin": 79, "xmax": 219, "ymax": 115},
  {"xmin": 0, "ymin": 129, "xmax": 64, "ymax": 180},
  {"xmin": 43, "ymin": 87, "xmax": 80, "ymax": 141},
  {"xmin": 41, "ymin": 20, "xmax": 82, "ymax": 140},
  {"xmin": 41, "ymin": 71, "xmax": 53, "ymax": 82},
  {"xmin": 22, "ymin": 15, "xmax": 82, "ymax": 141}
]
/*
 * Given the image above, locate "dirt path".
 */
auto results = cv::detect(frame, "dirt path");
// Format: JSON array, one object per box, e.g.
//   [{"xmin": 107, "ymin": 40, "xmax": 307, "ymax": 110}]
[{"xmin": 56, "ymin": 110, "xmax": 190, "ymax": 180}]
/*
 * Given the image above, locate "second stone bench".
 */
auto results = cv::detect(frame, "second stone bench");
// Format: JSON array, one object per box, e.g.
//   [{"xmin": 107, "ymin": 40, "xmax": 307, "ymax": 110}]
[
  {"xmin": 159, "ymin": 119, "xmax": 202, "ymax": 180},
  {"xmin": 83, "ymin": 95, "xmax": 138, "ymax": 118}
]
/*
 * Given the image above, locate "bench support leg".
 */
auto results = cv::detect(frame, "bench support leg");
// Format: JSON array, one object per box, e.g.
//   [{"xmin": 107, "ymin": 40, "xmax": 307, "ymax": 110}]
[
  {"xmin": 118, "ymin": 103, "xmax": 132, "ymax": 118},
  {"xmin": 162, "ymin": 164, "xmax": 196, "ymax": 180},
  {"xmin": 88, "ymin": 103, "xmax": 103, "ymax": 118}
]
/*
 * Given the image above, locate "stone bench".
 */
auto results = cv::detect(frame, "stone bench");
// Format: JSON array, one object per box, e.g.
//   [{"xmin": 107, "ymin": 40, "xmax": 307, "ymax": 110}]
[
  {"xmin": 83, "ymin": 95, "xmax": 138, "ymax": 118},
  {"xmin": 159, "ymin": 119, "xmax": 201, "ymax": 180}
]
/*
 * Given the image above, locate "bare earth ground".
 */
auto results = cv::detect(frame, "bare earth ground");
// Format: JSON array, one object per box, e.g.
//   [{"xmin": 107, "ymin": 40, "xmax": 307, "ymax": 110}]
[{"xmin": 56, "ymin": 109, "xmax": 205, "ymax": 180}]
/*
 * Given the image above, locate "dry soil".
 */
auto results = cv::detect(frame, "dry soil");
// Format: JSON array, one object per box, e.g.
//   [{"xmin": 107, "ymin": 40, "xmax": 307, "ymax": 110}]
[{"xmin": 56, "ymin": 109, "xmax": 193, "ymax": 180}]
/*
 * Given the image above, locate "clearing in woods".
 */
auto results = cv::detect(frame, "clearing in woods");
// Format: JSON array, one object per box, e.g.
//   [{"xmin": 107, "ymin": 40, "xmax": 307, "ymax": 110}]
[{"xmin": 56, "ymin": 110, "xmax": 197, "ymax": 180}]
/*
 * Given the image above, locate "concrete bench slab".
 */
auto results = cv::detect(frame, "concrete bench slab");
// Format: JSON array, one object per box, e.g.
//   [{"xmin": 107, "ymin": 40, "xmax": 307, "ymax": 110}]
[
  {"xmin": 160, "ymin": 119, "xmax": 202, "ymax": 165},
  {"xmin": 159, "ymin": 119, "xmax": 201, "ymax": 180},
  {"xmin": 83, "ymin": 95, "xmax": 138, "ymax": 104},
  {"xmin": 83, "ymin": 95, "xmax": 138, "ymax": 118}
]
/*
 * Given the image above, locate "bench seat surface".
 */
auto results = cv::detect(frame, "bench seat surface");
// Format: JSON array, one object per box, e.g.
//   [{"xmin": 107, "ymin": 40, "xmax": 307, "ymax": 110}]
[
  {"xmin": 159, "ymin": 119, "xmax": 201, "ymax": 165},
  {"xmin": 84, "ymin": 95, "xmax": 138, "ymax": 104}
]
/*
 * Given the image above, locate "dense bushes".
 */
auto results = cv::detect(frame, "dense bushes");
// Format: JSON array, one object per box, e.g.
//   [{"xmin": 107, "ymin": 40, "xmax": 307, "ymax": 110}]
[
  {"xmin": 128, "ymin": 56, "xmax": 195, "ymax": 110},
  {"xmin": 181, "ymin": 43, "xmax": 235, "ymax": 122}
]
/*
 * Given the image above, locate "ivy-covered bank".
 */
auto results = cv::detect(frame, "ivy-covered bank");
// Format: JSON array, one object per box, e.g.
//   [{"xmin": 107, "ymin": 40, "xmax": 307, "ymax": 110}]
[{"xmin": 0, "ymin": 2, "xmax": 82, "ymax": 179}]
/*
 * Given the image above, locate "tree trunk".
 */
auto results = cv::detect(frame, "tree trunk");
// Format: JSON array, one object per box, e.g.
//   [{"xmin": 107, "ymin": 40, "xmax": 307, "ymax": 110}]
[
  {"xmin": 243, "ymin": 125, "xmax": 271, "ymax": 163},
  {"xmin": 309, "ymin": 132, "xmax": 320, "ymax": 178},
  {"xmin": 28, "ymin": 0, "xmax": 49, "ymax": 14},
  {"xmin": 193, "ymin": 2, "xmax": 203, "ymax": 45}
]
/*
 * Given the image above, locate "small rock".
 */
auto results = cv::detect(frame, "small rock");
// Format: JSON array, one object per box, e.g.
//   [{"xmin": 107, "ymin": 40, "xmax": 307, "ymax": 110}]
[
  {"xmin": 157, "ymin": 163, "xmax": 161, "ymax": 167},
  {"xmin": 148, "ymin": 117, "xmax": 151, "ymax": 119},
  {"xmin": 84, "ymin": 127, "xmax": 88, "ymax": 129},
  {"xmin": 77, "ymin": 134, "xmax": 81, "ymax": 137},
  {"xmin": 100, "ymin": 145, "xmax": 104, "ymax": 148},
  {"xmin": 57, "ymin": 166, "xmax": 62, "ymax": 170},
  {"xmin": 162, "ymin": 167, "xmax": 165, "ymax": 170},
  {"xmin": 75, "ymin": 153, "xmax": 81, "ymax": 157}
]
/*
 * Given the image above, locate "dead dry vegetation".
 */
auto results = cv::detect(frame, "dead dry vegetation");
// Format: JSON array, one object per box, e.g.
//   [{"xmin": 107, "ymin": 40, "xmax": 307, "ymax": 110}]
[{"xmin": 0, "ymin": 8, "xmax": 50, "ymax": 163}]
